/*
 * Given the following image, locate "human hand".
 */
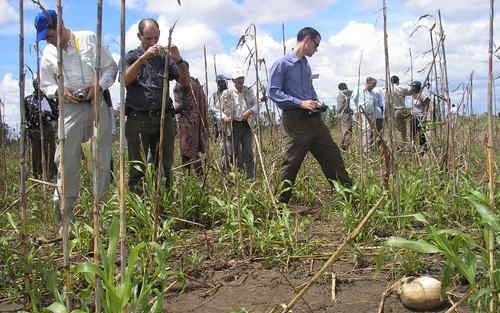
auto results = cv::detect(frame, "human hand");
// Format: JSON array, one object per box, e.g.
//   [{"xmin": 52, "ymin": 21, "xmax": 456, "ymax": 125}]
[
  {"xmin": 86, "ymin": 84, "xmax": 99, "ymax": 102},
  {"xmin": 223, "ymin": 116, "xmax": 232, "ymax": 123},
  {"xmin": 141, "ymin": 45, "xmax": 161, "ymax": 61},
  {"xmin": 299, "ymin": 100, "xmax": 320, "ymax": 111},
  {"xmin": 168, "ymin": 45, "xmax": 182, "ymax": 62},
  {"xmin": 241, "ymin": 109, "xmax": 253, "ymax": 120},
  {"xmin": 63, "ymin": 88, "xmax": 80, "ymax": 104}
]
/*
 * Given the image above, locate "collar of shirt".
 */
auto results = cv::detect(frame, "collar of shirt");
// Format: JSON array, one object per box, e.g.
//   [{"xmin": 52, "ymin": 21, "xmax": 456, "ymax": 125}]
[
  {"xmin": 285, "ymin": 52, "xmax": 304, "ymax": 64},
  {"xmin": 226, "ymin": 86, "xmax": 250, "ymax": 120}
]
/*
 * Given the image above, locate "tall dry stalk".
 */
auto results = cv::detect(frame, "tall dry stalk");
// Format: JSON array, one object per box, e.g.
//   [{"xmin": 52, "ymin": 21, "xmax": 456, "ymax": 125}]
[
  {"xmin": 152, "ymin": 22, "xmax": 176, "ymax": 241},
  {"xmin": 429, "ymin": 24, "xmax": 443, "ymax": 145},
  {"xmin": 0, "ymin": 98, "xmax": 5, "ymax": 168},
  {"xmin": 468, "ymin": 72, "xmax": 474, "ymax": 163},
  {"xmin": 486, "ymin": 2, "xmax": 497, "ymax": 312},
  {"xmin": 18, "ymin": 0, "xmax": 31, "ymax": 308},
  {"xmin": 91, "ymin": 1, "xmax": 104, "ymax": 311},
  {"xmin": 382, "ymin": 0, "xmax": 400, "ymax": 226},
  {"xmin": 355, "ymin": 50, "xmax": 364, "ymax": 205},
  {"xmin": 55, "ymin": 0, "xmax": 70, "ymax": 308},
  {"xmin": 437, "ymin": 10, "xmax": 453, "ymax": 176},
  {"xmin": 214, "ymin": 54, "xmax": 229, "ymax": 172},
  {"xmin": 281, "ymin": 23, "xmax": 286, "ymax": 56},
  {"xmin": 118, "ymin": 0, "xmax": 127, "ymax": 281},
  {"xmin": 251, "ymin": 24, "xmax": 263, "ymax": 170},
  {"xmin": 35, "ymin": 41, "xmax": 48, "ymax": 186}
]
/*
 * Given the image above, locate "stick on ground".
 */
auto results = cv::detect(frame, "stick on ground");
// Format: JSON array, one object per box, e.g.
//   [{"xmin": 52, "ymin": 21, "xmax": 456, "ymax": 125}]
[{"xmin": 274, "ymin": 195, "xmax": 386, "ymax": 313}]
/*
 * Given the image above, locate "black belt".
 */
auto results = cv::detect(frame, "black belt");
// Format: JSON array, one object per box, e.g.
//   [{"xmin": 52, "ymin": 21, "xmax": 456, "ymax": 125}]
[
  {"xmin": 127, "ymin": 110, "xmax": 162, "ymax": 118},
  {"xmin": 232, "ymin": 120, "xmax": 250, "ymax": 127}
]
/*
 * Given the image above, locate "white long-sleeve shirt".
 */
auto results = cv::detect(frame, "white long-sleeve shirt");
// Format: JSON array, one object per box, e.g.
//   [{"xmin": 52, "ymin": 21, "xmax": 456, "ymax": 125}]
[
  {"xmin": 220, "ymin": 85, "xmax": 258, "ymax": 121},
  {"xmin": 355, "ymin": 88, "xmax": 384, "ymax": 119},
  {"xmin": 391, "ymin": 84, "xmax": 413, "ymax": 110},
  {"xmin": 40, "ymin": 30, "xmax": 118, "ymax": 98}
]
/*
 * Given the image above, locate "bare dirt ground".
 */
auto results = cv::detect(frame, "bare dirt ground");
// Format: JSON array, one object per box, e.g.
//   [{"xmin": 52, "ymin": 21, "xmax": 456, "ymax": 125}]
[{"xmin": 165, "ymin": 211, "xmax": 470, "ymax": 313}]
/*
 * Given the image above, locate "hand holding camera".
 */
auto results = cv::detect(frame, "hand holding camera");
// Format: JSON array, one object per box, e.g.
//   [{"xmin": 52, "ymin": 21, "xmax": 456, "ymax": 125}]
[
  {"xmin": 300, "ymin": 99, "xmax": 320, "ymax": 111},
  {"xmin": 308, "ymin": 103, "xmax": 327, "ymax": 116},
  {"xmin": 63, "ymin": 87, "xmax": 81, "ymax": 104},
  {"xmin": 63, "ymin": 85, "xmax": 99, "ymax": 104}
]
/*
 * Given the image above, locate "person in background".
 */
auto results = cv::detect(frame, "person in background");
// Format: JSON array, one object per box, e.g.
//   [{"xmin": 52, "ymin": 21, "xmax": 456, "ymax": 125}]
[
  {"xmin": 355, "ymin": 77, "xmax": 383, "ymax": 154},
  {"xmin": 220, "ymin": 69, "xmax": 258, "ymax": 179},
  {"xmin": 174, "ymin": 76, "xmax": 208, "ymax": 178},
  {"xmin": 336, "ymin": 82, "xmax": 353, "ymax": 151},
  {"xmin": 410, "ymin": 81, "xmax": 430, "ymax": 155},
  {"xmin": 390, "ymin": 75, "xmax": 418, "ymax": 146},
  {"xmin": 24, "ymin": 78, "xmax": 58, "ymax": 179}
]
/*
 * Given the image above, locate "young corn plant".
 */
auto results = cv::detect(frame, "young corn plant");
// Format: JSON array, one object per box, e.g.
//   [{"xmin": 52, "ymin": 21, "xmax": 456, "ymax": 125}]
[
  {"xmin": 382, "ymin": 189, "xmax": 499, "ymax": 312},
  {"xmin": 45, "ymin": 218, "xmax": 184, "ymax": 313}
]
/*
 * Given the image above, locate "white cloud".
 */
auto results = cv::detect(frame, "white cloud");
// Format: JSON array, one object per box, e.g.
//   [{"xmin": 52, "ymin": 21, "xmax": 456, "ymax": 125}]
[
  {"xmin": 405, "ymin": 0, "xmax": 492, "ymax": 21},
  {"xmin": 0, "ymin": 72, "xmax": 33, "ymax": 133},
  {"xmin": 0, "ymin": 0, "xmax": 17, "ymax": 25},
  {"xmin": 129, "ymin": 0, "xmax": 337, "ymax": 32}
]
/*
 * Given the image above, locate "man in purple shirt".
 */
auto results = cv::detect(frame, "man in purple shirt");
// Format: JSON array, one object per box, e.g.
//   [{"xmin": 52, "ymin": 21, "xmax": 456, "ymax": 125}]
[{"xmin": 269, "ymin": 27, "xmax": 353, "ymax": 204}]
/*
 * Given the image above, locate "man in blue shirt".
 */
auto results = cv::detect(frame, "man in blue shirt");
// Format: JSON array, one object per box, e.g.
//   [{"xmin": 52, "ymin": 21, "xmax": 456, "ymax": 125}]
[{"xmin": 268, "ymin": 27, "xmax": 353, "ymax": 204}]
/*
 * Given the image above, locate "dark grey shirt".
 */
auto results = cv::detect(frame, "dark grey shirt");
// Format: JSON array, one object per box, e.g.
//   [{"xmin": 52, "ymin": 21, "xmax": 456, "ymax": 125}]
[
  {"xmin": 124, "ymin": 46, "xmax": 179, "ymax": 113},
  {"xmin": 337, "ymin": 89, "xmax": 353, "ymax": 115}
]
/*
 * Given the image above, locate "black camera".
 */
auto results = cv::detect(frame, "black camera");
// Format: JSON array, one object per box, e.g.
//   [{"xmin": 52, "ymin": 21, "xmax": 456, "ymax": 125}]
[
  {"xmin": 73, "ymin": 88, "xmax": 88, "ymax": 102},
  {"xmin": 308, "ymin": 104, "xmax": 328, "ymax": 116}
]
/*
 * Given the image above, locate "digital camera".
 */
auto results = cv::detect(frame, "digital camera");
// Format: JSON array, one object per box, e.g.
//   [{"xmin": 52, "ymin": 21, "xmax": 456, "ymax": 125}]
[
  {"xmin": 157, "ymin": 45, "xmax": 168, "ymax": 57},
  {"xmin": 308, "ymin": 104, "xmax": 328, "ymax": 116},
  {"xmin": 73, "ymin": 88, "xmax": 88, "ymax": 102}
]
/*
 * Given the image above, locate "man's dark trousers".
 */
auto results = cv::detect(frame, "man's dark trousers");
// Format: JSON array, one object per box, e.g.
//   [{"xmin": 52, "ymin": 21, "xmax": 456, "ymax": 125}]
[
  {"xmin": 28, "ymin": 124, "xmax": 57, "ymax": 179},
  {"xmin": 226, "ymin": 120, "xmax": 255, "ymax": 179},
  {"xmin": 279, "ymin": 109, "xmax": 352, "ymax": 203},
  {"xmin": 125, "ymin": 111, "xmax": 176, "ymax": 191}
]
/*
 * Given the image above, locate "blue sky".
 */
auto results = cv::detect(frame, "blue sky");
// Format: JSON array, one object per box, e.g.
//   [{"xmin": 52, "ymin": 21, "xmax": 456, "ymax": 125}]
[{"xmin": 0, "ymin": 0, "xmax": 498, "ymax": 131}]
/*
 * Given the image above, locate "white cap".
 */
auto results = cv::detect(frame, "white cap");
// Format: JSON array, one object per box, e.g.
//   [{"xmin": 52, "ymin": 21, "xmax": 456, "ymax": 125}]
[{"xmin": 232, "ymin": 68, "xmax": 246, "ymax": 79}]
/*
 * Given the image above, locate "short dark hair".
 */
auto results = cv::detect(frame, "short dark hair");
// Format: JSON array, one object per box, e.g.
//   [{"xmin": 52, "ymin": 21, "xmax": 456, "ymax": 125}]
[
  {"xmin": 366, "ymin": 77, "xmax": 377, "ymax": 83},
  {"xmin": 47, "ymin": 13, "xmax": 58, "ymax": 30},
  {"xmin": 391, "ymin": 75, "xmax": 399, "ymax": 84},
  {"xmin": 138, "ymin": 18, "xmax": 159, "ymax": 35},
  {"xmin": 338, "ymin": 82, "xmax": 347, "ymax": 90},
  {"xmin": 297, "ymin": 27, "xmax": 321, "ymax": 42}
]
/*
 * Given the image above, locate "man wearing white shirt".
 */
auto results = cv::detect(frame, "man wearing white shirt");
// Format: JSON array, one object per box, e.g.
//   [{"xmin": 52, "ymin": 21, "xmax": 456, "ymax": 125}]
[
  {"xmin": 220, "ymin": 69, "xmax": 259, "ymax": 178},
  {"xmin": 355, "ymin": 77, "xmax": 383, "ymax": 154},
  {"xmin": 36, "ymin": 10, "xmax": 118, "ymax": 223}
]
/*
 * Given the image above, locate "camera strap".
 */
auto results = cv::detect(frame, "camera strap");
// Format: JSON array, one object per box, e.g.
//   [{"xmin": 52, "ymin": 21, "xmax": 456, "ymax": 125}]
[{"xmin": 62, "ymin": 33, "xmax": 87, "ymax": 89}]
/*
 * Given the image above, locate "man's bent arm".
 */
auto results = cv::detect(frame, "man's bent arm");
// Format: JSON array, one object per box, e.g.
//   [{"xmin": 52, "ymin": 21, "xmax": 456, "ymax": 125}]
[
  {"xmin": 124, "ymin": 55, "xmax": 146, "ymax": 87},
  {"xmin": 268, "ymin": 61, "xmax": 302, "ymax": 110}
]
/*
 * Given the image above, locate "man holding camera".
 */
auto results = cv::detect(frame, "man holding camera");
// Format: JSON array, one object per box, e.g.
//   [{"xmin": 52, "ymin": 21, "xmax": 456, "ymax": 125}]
[
  {"xmin": 124, "ymin": 18, "xmax": 190, "ymax": 192},
  {"xmin": 37, "ymin": 9, "xmax": 117, "ymax": 223},
  {"xmin": 268, "ymin": 27, "xmax": 353, "ymax": 204}
]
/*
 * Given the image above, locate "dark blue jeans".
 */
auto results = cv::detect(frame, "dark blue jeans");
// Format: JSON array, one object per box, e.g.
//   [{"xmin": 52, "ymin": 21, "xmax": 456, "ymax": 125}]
[{"xmin": 225, "ymin": 120, "xmax": 255, "ymax": 179}]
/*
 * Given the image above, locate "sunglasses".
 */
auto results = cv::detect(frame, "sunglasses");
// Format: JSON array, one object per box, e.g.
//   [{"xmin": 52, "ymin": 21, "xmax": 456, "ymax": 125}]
[{"xmin": 310, "ymin": 38, "xmax": 320, "ymax": 49}]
